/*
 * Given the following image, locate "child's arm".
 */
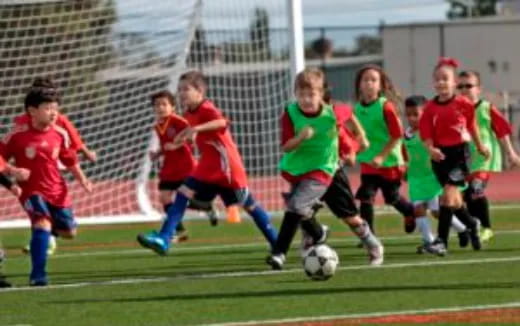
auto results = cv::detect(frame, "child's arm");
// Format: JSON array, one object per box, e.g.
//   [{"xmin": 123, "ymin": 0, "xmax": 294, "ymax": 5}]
[
  {"xmin": 346, "ymin": 116, "xmax": 369, "ymax": 151},
  {"xmin": 465, "ymin": 103, "xmax": 490, "ymax": 159},
  {"xmin": 59, "ymin": 114, "xmax": 97, "ymax": 162},
  {"xmin": 174, "ymin": 119, "xmax": 227, "ymax": 146},
  {"xmin": 282, "ymin": 126, "xmax": 314, "ymax": 153},
  {"xmin": 372, "ymin": 138, "xmax": 401, "ymax": 167},
  {"xmin": 371, "ymin": 102, "xmax": 402, "ymax": 167},
  {"xmin": 489, "ymin": 105, "xmax": 520, "ymax": 167},
  {"xmin": 499, "ymin": 136, "xmax": 520, "ymax": 167},
  {"xmin": 67, "ymin": 164, "xmax": 92, "ymax": 193}
]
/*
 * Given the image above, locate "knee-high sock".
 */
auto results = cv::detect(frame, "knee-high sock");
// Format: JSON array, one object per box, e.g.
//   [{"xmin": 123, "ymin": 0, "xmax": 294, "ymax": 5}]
[
  {"xmin": 450, "ymin": 215, "xmax": 467, "ymax": 233},
  {"xmin": 243, "ymin": 194, "xmax": 277, "ymax": 248},
  {"xmin": 468, "ymin": 197, "xmax": 491, "ymax": 228},
  {"xmin": 350, "ymin": 221, "xmax": 381, "ymax": 248},
  {"xmin": 164, "ymin": 204, "xmax": 185, "ymax": 232},
  {"xmin": 30, "ymin": 228, "xmax": 50, "ymax": 281},
  {"xmin": 416, "ymin": 216, "xmax": 435, "ymax": 244},
  {"xmin": 300, "ymin": 216, "xmax": 324, "ymax": 243},
  {"xmin": 273, "ymin": 211, "xmax": 301, "ymax": 255},
  {"xmin": 360, "ymin": 202, "xmax": 375, "ymax": 234},
  {"xmin": 453, "ymin": 206, "xmax": 478, "ymax": 230},
  {"xmin": 159, "ymin": 194, "xmax": 189, "ymax": 241},
  {"xmin": 392, "ymin": 197, "xmax": 415, "ymax": 217},
  {"xmin": 438, "ymin": 206, "xmax": 454, "ymax": 245}
]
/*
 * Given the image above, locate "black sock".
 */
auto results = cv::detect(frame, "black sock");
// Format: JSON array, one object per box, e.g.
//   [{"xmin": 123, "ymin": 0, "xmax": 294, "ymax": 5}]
[
  {"xmin": 453, "ymin": 206, "xmax": 477, "ymax": 230},
  {"xmin": 392, "ymin": 197, "xmax": 415, "ymax": 217},
  {"xmin": 469, "ymin": 197, "xmax": 491, "ymax": 228},
  {"xmin": 273, "ymin": 211, "xmax": 301, "ymax": 255},
  {"xmin": 360, "ymin": 202, "xmax": 375, "ymax": 234},
  {"xmin": 438, "ymin": 206, "xmax": 454, "ymax": 245},
  {"xmin": 300, "ymin": 216, "xmax": 324, "ymax": 242}
]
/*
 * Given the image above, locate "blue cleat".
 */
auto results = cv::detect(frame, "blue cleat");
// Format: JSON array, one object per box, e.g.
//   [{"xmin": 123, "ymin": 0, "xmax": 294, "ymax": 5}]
[
  {"xmin": 30, "ymin": 278, "xmax": 48, "ymax": 287},
  {"xmin": 137, "ymin": 231, "xmax": 169, "ymax": 256}
]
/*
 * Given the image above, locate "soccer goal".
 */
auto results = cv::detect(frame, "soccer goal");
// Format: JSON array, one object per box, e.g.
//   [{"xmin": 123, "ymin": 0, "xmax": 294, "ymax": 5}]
[{"xmin": 0, "ymin": 0, "xmax": 304, "ymax": 227}]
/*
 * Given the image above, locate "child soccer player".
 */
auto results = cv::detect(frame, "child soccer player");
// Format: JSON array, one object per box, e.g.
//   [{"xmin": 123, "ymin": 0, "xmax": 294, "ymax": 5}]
[
  {"xmin": 0, "ymin": 85, "xmax": 92, "ymax": 286},
  {"xmin": 137, "ymin": 71, "xmax": 277, "ymax": 255},
  {"xmin": 458, "ymin": 70, "xmax": 520, "ymax": 243},
  {"xmin": 404, "ymin": 95, "xmax": 469, "ymax": 255},
  {"xmin": 149, "ymin": 90, "xmax": 219, "ymax": 242},
  {"xmin": 17, "ymin": 78, "xmax": 96, "ymax": 255},
  {"xmin": 419, "ymin": 57, "xmax": 489, "ymax": 255},
  {"xmin": 353, "ymin": 65, "xmax": 417, "ymax": 235}
]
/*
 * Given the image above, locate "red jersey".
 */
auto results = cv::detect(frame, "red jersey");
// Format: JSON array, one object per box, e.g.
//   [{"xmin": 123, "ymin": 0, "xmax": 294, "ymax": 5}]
[
  {"xmin": 419, "ymin": 95, "xmax": 476, "ymax": 147},
  {"xmin": 154, "ymin": 114, "xmax": 196, "ymax": 182},
  {"xmin": 0, "ymin": 124, "xmax": 78, "ymax": 207},
  {"xmin": 280, "ymin": 103, "xmax": 352, "ymax": 186},
  {"xmin": 183, "ymin": 100, "xmax": 248, "ymax": 189},
  {"xmin": 485, "ymin": 102, "xmax": 512, "ymax": 139},
  {"xmin": 360, "ymin": 100, "xmax": 405, "ymax": 180},
  {"xmin": 15, "ymin": 113, "xmax": 84, "ymax": 151}
]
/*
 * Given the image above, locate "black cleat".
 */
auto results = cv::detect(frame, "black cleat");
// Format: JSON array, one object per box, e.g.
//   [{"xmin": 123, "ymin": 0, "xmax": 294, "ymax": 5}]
[
  {"xmin": 458, "ymin": 230, "xmax": 470, "ymax": 248},
  {"xmin": 469, "ymin": 228, "xmax": 481, "ymax": 251},
  {"xmin": 404, "ymin": 216, "xmax": 416, "ymax": 233}
]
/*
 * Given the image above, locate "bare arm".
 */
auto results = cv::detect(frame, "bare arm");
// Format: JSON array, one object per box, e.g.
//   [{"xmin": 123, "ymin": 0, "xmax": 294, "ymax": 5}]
[
  {"xmin": 499, "ymin": 136, "xmax": 520, "ymax": 167},
  {"xmin": 282, "ymin": 126, "xmax": 314, "ymax": 153},
  {"xmin": 68, "ymin": 164, "xmax": 92, "ymax": 193},
  {"xmin": 346, "ymin": 116, "xmax": 368, "ymax": 151}
]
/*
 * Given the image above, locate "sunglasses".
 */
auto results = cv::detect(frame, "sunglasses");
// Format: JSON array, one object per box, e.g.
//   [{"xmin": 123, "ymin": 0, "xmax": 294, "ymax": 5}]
[{"xmin": 457, "ymin": 84, "xmax": 476, "ymax": 90}]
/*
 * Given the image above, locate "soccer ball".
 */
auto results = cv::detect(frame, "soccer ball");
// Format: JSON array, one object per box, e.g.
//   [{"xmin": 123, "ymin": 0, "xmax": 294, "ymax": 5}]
[{"xmin": 302, "ymin": 244, "xmax": 339, "ymax": 281}]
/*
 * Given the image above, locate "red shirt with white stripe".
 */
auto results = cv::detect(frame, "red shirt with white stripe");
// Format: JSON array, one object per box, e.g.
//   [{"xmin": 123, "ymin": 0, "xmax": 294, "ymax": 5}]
[
  {"xmin": 154, "ymin": 113, "xmax": 196, "ymax": 182},
  {"xmin": 419, "ymin": 95, "xmax": 476, "ymax": 147},
  {"xmin": 0, "ymin": 124, "xmax": 78, "ymax": 207},
  {"xmin": 15, "ymin": 113, "xmax": 84, "ymax": 152},
  {"xmin": 183, "ymin": 100, "xmax": 248, "ymax": 189}
]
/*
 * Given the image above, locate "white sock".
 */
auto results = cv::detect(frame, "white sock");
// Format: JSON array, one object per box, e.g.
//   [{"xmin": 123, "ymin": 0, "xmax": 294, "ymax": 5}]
[
  {"xmin": 416, "ymin": 216, "xmax": 435, "ymax": 244},
  {"xmin": 451, "ymin": 216, "xmax": 467, "ymax": 233}
]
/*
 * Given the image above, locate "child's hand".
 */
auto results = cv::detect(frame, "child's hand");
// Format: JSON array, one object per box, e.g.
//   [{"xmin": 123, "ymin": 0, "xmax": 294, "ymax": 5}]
[
  {"xmin": 163, "ymin": 142, "xmax": 182, "ymax": 151},
  {"xmin": 9, "ymin": 184, "xmax": 22, "ymax": 197},
  {"xmin": 359, "ymin": 137, "xmax": 369, "ymax": 151},
  {"xmin": 299, "ymin": 126, "xmax": 314, "ymax": 140},
  {"xmin": 342, "ymin": 152, "xmax": 356, "ymax": 166},
  {"xmin": 370, "ymin": 155, "xmax": 384, "ymax": 168},
  {"xmin": 149, "ymin": 150, "xmax": 161, "ymax": 161},
  {"xmin": 11, "ymin": 167, "xmax": 30, "ymax": 182},
  {"xmin": 84, "ymin": 149, "xmax": 97, "ymax": 163},
  {"xmin": 175, "ymin": 128, "xmax": 197, "ymax": 145},
  {"xmin": 478, "ymin": 145, "xmax": 491, "ymax": 160},
  {"xmin": 507, "ymin": 152, "xmax": 520, "ymax": 168},
  {"xmin": 81, "ymin": 179, "xmax": 93, "ymax": 193},
  {"xmin": 428, "ymin": 147, "xmax": 445, "ymax": 162}
]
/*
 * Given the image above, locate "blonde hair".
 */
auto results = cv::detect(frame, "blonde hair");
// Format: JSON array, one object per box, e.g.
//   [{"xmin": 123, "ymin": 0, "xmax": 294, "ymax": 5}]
[{"xmin": 294, "ymin": 67, "xmax": 325, "ymax": 92}]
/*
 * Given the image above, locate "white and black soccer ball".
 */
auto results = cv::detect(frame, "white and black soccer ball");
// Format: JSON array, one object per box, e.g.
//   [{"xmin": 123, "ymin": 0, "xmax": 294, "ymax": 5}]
[{"xmin": 302, "ymin": 244, "xmax": 339, "ymax": 281}]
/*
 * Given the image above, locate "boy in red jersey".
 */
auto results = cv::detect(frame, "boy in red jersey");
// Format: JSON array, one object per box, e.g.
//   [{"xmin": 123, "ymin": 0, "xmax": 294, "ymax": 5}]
[
  {"xmin": 137, "ymin": 71, "xmax": 277, "ymax": 255},
  {"xmin": 149, "ymin": 90, "xmax": 219, "ymax": 242},
  {"xmin": 419, "ymin": 57, "xmax": 490, "ymax": 255},
  {"xmin": 0, "ymin": 85, "xmax": 92, "ymax": 286},
  {"xmin": 14, "ymin": 78, "xmax": 97, "ymax": 163},
  {"xmin": 458, "ymin": 70, "xmax": 520, "ymax": 243}
]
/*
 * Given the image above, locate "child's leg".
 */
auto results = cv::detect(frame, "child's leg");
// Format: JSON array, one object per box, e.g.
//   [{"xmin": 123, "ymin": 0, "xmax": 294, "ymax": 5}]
[
  {"xmin": 381, "ymin": 178, "xmax": 416, "ymax": 233},
  {"xmin": 464, "ymin": 175, "xmax": 491, "ymax": 229},
  {"xmin": 355, "ymin": 175, "xmax": 379, "ymax": 234},
  {"xmin": 414, "ymin": 201, "xmax": 435, "ymax": 244},
  {"xmin": 159, "ymin": 183, "xmax": 187, "ymax": 235},
  {"xmin": 236, "ymin": 190, "xmax": 278, "ymax": 248}
]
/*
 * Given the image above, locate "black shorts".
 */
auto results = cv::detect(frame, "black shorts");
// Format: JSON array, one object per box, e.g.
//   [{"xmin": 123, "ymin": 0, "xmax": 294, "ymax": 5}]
[
  {"xmin": 322, "ymin": 165, "xmax": 359, "ymax": 218},
  {"xmin": 158, "ymin": 180, "xmax": 184, "ymax": 191},
  {"xmin": 184, "ymin": 177, "xmax": 249, "ymax": 207},
  {"xmin": 431, "ymin": 143, "xmax": 470, "ymax": 187},
  {"xmin": 355, "ymin": 174, "xmax": 402, "ymax": 204}
]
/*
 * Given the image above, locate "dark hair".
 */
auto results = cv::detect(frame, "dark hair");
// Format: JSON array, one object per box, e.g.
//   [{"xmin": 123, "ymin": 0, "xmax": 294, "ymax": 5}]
[
  {"xmin": 354, "ymin": 64, "xmax": 401, "ymax": 105},
  {"xmin": 24, "ymin": 78, "xmax": 60, "ymax": 110},
  {"xmin": 405, "ymin": 95, "xmax": 427, "ymax": 108},
  {"xmin": 150, "ymin": 90, "xmax": 176, "ymax": 107},
  {"xmin": 458, "ymin": 70, "xmax": 481, "ymax": 85},
  {"xmin": 179, "ymin": 70, "xmax": 207, "ymax": 92}
]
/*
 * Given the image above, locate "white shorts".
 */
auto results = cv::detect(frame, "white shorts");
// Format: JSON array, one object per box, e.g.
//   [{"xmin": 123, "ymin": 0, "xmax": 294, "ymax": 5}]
[{"xmin": 413, "ymin": 197, "xmax": 439, "ymax": 213}]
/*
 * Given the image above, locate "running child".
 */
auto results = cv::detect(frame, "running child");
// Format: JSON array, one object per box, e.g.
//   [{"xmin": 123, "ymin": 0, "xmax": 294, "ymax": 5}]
[
  {"xmin": 458, "ymin": 70, "xmax": 520, "ymax": 243},
  {"xmin": 137, "ymin": 71, "xmax": 277, "ymax": 255}
]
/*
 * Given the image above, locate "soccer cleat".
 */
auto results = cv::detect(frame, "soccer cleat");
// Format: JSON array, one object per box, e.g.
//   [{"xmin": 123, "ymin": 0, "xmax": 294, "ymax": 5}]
[
  {"xmin": 207, "ymin": 206, "xmax": 219, "ymax": 227},
  {"xmin": 368, "ymin": 244, "xmax": 384, "ymax": 266},
  {"xmin": 316, "ymin": 224, "xmax": 330, "ymax": 244},
  {"xmin": 469, "ymin": 228, "xmax": 482, "ymax": 251},
  {"xmin": 299, "ymin": 229, "xmax": 314, "ymax": 257},
  {"xmin": 266, "ymin": 253, "xmax": 285, "ymax": 270},
  {"xmin": 29, "ymin": 278, "xmax": 48, "ymax": 287},
  {"xmin": 0, "ymin": 277, "xmax": 11, "ymax": 288},
  {"xmin": 457, "ymin": 230, "xmax": 470, "ymax": 248},
  {"xmin": 404, "ymin": 216, "xmax": 416, "ymax": 233},
  {"xmin": 480, "ymin": 228, "xmax": 494, "ymax": 243},
  {"xmin": 137, "ymin": 231, "xmax": 169, "ymax": 256},
  {"xmin": 429, "ymin": 238, "xmax": 448, "ymax": 256},
  {"xmin": 21, "ymin": 235, "xmax": 57, "ymax": 256}
]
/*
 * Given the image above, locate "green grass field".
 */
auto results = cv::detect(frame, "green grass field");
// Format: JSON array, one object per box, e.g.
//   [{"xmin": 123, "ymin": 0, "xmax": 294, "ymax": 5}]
[{"xmin": 1, "ymin": 208, "xmax": 520, "ymax": 326}]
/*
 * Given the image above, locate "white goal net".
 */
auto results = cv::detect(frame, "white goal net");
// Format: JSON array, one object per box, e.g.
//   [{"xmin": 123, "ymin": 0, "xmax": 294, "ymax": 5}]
[{"xmin": 0, "ymin": 0, "xmax": 294, "ymax": 227}]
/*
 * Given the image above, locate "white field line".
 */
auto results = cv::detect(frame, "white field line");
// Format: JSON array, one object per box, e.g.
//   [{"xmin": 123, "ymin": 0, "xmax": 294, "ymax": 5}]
[
  {"xmin": 6, "ymin": 229, "xmax": 520, "ymax": 261},
  {"xmin": 1, "ymin": 255, "xmax": 520, "ymax": 293},
  {"xmin": 202, "ymin": 301, "xmax": 520, "ymax": 326}
]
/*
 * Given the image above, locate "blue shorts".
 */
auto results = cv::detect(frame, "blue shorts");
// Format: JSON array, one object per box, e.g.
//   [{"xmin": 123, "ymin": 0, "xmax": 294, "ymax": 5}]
[
  {"xmin": 184, "ymin": 177, "xmax": 249, "ymax": 207},
  {"xmin": 24, "ymin": 195, "xmax": 76, "ymax": 232}
]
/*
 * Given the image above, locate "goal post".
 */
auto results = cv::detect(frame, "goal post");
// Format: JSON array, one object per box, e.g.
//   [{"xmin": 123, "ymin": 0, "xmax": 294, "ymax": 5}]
[{"xmin": 0, "ymin": 0, "xmax": 303, "ymax": 228}]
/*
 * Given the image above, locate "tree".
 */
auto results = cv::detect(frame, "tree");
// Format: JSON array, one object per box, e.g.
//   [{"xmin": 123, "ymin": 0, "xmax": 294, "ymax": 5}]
[
  {"xmin": 447, "ymin": 0, "xmax": 497, "ymax": 19},
  {"xmin": 249, "ymin": 7, "xmax": 271, "ymax": 60}
]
